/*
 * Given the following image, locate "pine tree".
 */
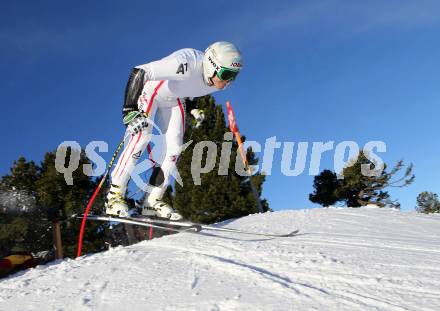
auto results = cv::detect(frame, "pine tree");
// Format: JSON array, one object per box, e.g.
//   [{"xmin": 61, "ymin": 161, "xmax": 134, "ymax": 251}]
[
  {"xmin": 174, "ymin": 96, "xmax": 268, "ymax": 224},
  {"xmin": 340, "ymin": 152, "xmax": 414, "ymax": 208},
  {"xmin": 0, "ymin": 214, "xmax": 30, "ymax": 257},
  {"xmin": 35, "ymin": 148, "xmax": 109, "ymax": 257},
  {"xmin": 0, "ymin": 150, "xmax": 111, "ymax": 258},
  {"xmin": 1, "ymin": 157, "xmax": 40, "ymax": 193},
  {"xmin": 0, "ymin": 157, "xmax": 40, "ymax": 256},
  {"xmin": 416, "ymin": 192, "xmax": 440, "ymax": 214},
  {"xmin": 309, "ymin": 151, "xmax": 414, "ymax": 208},
  {"xmin": 309, "ymin": 170, "xmax": 340, "ymax": 206}
]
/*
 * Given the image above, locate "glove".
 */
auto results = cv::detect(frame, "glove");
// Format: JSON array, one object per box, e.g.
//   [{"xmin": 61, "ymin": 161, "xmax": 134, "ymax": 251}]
[
  {"xmin": 190, "ymin": 109, "xmax": 205, "ymax": 128},
  {"xmin": 123, "ymin": 111, "xmax": 149, "ymax": 136}
]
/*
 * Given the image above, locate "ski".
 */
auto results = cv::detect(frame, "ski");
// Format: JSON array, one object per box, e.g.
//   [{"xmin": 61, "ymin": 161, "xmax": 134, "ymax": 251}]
[
  {"xmin": 77, "ymin": 215, "xmax": 202, "ymax": 233},
  {"xmin": 77, "ymin": 214, "xmax": 299, "ymax": 238},
  {"xmin": 127, "ymin": 215, "xmax": 299, "ymax": 238}
]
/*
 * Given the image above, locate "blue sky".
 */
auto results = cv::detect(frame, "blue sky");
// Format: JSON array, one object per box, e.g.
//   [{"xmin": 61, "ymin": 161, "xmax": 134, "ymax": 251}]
[{"xmin": 1, "ymin": 0, "xmax": 439, "ymax": 211}]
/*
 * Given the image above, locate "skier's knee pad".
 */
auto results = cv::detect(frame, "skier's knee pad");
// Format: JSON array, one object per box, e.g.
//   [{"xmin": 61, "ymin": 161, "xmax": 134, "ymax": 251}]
[{"xmin": 149, "ymin": 166, "xmax": 165, "ymax": 187}]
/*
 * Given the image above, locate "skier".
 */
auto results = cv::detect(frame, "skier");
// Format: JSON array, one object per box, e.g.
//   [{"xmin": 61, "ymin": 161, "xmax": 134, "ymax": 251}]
[{"xmin": 106, "ymin": 41, "xmax": 243, "ymax": 220}]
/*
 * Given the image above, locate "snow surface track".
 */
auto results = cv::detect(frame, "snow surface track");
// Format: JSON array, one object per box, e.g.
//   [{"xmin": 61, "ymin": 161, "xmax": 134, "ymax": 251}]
[{"xmin": 1, "ymin": 207, "xmax": 439, "ymax": 311}]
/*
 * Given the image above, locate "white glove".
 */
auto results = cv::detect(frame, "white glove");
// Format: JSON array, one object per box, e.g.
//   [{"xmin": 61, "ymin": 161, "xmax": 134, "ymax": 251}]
[{"xmin": 190, "ymin": 109, "xmax": 205, "ymax": 128}]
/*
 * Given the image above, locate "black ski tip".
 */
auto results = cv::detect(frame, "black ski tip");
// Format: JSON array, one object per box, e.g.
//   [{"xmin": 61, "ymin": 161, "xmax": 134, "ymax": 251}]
[
  {"xmin": 192, "ymin": 225, "xmax": 203, "ymax": 232},
  {"xmin": 283, "ymin": 229, "xmax": 300, "ymax": 237}
]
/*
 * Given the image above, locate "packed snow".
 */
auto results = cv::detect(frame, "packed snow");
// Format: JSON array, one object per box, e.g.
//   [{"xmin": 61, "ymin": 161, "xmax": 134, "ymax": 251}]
[{"xmin": 1, "ymin": 207, "xmax": 439, "ymax": 311}]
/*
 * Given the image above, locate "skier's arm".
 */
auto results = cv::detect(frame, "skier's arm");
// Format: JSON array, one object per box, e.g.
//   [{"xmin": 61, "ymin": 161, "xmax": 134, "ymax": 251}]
[
  {"xmin": 121, "ymin": 62, "xmax": 189, "ymax": 116},
  {"xmin": 122, "ymin": 68, "xmax": 145, "ymax": 116},
  {"xmin": 121, "ymin": 68, "xmax": 149, "ymax": 136},
  {"xmin": 122, "ymin": 50, "xmax": 193, "ymax": 116},
  {"xmin": 135, "ymin": 52, "xmax": 192, "ymax": 82}
]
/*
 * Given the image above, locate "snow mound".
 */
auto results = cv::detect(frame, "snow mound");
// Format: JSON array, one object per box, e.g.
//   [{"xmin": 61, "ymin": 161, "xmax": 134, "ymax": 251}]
[{"xmin": 1, "ymin": 208, "xmax": 439, "ymax": 311}]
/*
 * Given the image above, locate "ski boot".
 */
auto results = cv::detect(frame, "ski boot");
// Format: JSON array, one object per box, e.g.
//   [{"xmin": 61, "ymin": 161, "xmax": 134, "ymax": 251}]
[
  {"xmin": 142, "ymin": 195, "xmax": 183, "ymax": 221},
  {"xmin": 105, "ymin": 184, "xmax": 129, "ymax": 217}
]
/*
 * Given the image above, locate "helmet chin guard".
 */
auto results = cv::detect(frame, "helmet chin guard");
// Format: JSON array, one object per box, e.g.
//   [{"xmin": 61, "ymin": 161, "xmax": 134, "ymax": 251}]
[{"xmin": 203, "ymin": 41, "xmax": 243, "ymax": 84}]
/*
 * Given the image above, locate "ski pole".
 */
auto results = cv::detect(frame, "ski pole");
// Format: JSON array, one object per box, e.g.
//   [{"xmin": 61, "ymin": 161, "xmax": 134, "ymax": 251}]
[
  {"xmin": 76, "ymin": 138, "xmax": 125, "ymax": 257},
  {"xmin": 226, "ymin": 101, "xmax": 263, "ymax": 213}
]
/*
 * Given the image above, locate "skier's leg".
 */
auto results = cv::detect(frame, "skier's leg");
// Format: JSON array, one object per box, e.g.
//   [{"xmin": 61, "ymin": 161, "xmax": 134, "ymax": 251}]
[
  {"xmin": 143, "ymin": 100, "xmax": 185, "ymax": 220},
  {"xmin": 106, "ymin": 81, "xmax": 161, "ymax": 216},
  {"xmin": 110, "ymin": 127, "xmax": 152, "ymax": 190}
]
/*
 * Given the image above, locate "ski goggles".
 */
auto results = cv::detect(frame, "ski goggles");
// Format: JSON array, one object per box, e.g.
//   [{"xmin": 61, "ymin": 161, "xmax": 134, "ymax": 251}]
[{"xmin": 216, "ymin": 67, "xmax": 240, "ymax": 82}]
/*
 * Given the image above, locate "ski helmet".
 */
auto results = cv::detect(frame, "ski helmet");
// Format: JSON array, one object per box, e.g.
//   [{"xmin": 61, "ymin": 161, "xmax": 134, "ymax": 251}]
[{"xmin": 203, "ymin": 41, "xmax": 243, "ymax": 84}]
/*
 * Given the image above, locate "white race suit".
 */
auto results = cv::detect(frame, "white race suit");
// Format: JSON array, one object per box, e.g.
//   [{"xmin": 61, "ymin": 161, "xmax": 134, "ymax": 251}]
[{"xmin": 110, "ymin": 48, "xmax": 219, "ymax": 201}]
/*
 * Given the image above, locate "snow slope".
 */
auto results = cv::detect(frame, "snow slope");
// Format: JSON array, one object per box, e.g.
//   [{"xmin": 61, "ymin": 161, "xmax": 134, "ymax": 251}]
[{"xmin": 1, "ymin": 207, "xmax": 440, "ymax": 311}]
